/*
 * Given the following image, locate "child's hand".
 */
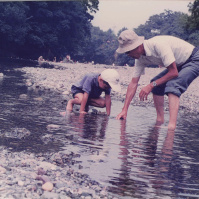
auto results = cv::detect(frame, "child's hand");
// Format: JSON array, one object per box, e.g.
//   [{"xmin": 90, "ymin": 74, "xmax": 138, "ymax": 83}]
[{"xmin": 80, "ymin": 111, "xmax": 87, "ymax": 114}]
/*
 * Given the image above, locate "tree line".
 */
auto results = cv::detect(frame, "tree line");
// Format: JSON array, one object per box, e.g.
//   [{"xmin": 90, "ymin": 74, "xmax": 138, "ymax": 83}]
[{"xmin": 0, "ymin": 1, "xmax": 199, "ymax": 66}]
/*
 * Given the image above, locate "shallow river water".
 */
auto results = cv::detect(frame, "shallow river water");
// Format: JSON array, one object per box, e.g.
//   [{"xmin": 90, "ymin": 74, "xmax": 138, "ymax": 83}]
[{"xmin": 1, "ymin": 60, "xmax": 199, "ymax": 198}]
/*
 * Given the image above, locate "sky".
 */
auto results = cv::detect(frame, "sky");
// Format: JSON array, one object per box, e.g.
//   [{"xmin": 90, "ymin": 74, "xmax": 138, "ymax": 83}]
[{"xmin": 91, "ymin": 0, "xmax": 194, "ymax": 34}]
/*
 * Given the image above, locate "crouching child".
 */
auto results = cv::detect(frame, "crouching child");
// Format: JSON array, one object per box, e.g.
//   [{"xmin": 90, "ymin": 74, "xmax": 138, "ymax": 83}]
[{"xmin": 66, "ymin": 69, "xmax": 121, "ymax": 115}]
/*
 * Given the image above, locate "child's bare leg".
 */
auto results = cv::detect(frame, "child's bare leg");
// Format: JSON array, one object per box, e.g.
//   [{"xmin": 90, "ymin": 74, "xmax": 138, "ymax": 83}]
[
  {"xmin": 88, "ymin": 97, "xmax": 106, "ymax": 108},
  {"xmin": 66, "ymin": 93, "xmax": 83, "ymax": 111}
]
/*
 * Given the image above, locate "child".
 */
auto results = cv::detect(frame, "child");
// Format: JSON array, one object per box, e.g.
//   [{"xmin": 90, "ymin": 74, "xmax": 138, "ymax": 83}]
[{"xmin": 66, "ymin": 69, "xmax": 121, "ymax": 115}]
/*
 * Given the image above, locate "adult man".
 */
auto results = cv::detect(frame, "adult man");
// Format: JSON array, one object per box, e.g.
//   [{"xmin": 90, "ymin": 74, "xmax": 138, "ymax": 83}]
[{"xmin": 116, "ymin": 30, "xmax": 199, "ymax": 130}]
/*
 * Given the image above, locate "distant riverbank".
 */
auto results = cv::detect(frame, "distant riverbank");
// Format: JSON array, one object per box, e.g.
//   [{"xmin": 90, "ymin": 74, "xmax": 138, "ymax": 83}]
[{"xmin": 18, "ymin": 61, "xmax": 199, "ymax": 113}]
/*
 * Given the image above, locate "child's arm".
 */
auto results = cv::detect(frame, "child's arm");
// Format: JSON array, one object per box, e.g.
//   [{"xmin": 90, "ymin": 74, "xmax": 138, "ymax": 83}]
[
  {"xmin": 80, "ymin": 92, "xmax": 89, "ymax": 113},
  {"xmin": 105, "ymin": 94, "xmax": 111, "ymax": 116}
]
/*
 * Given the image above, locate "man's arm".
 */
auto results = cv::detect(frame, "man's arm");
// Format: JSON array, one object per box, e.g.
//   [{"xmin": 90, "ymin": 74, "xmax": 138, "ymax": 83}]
[
  {"xmin": 105, "ymin": 94, "xmax": 111, "ymax": 116},
  {"xmin": 80, "ymin": 92, "xmax": 89, "ymax": 113},
  {"xmin": 139, "ymin": 62, "xmax": 178, "ymax": 101},
  {"xmin": 116, "ymin": 76, "xmax": 140, "ymax": 119}
]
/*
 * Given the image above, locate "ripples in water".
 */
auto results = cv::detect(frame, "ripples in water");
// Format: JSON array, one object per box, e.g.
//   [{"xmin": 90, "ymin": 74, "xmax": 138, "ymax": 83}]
[{"xmin": 1, "ymin": 62, "xmax": 199, "ymax": 198}]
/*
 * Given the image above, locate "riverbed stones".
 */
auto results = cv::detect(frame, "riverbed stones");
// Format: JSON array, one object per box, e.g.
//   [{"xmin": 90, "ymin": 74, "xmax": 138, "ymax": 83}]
[
  {"xmin": 42, "ymin": 182, "xmax": 53, "ymax": 191},
  {"xmin": 4, "ymin": 128, "xmax": 31, "ymax": 139}
]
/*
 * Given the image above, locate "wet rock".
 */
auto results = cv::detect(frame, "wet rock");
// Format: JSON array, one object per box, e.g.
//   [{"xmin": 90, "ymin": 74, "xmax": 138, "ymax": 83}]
[
  {"xmin": 41, "ymin": 134, "xmax": 55, "ymax": 144},
  {"xmin": 25, "ymin": 79, "xmax": 33, "ymax": 87},
  {"xmin": 4, "ymin": 128, "xmax": 31, "ymax": 139},
  {"xmin": 50, "ymin": 153, "xmax": 63, "ymax": 165},
  {"xmin": 33, "ymin": 97, "xmax": 43, "ymax": 101},
  {"xmin": 46, "ymin": 124, "xmax": 61, "ymax": 131},
  {"xmin": 19, "ymin": 94, "xmax": 28, "ymax": 100},
  {"xmin": 42, "ymin": 182, "xmax": 53, "ymax": 191}
]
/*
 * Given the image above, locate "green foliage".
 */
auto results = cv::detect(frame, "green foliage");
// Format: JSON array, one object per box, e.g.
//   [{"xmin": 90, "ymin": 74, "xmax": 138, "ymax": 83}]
[
  {"xmin": 79, "ymin": 27, "xmax": 118, "ymax": 65},
  {"xmin": 185, "ymin": 0, "xmax": 199, "ymax": 46},
  {"xmin": 0, "ymin": 1, "xmax": 99, "ymax": 60},
  {"xmin": 134, "ymin": 10, "xmax": 189, "ymax": 40}
]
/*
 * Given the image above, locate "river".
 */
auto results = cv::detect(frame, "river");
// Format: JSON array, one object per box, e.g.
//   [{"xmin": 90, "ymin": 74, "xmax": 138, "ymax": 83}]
[{"xmin": 1, "ymin": 59, "xmax": 199, "ymax": 198}]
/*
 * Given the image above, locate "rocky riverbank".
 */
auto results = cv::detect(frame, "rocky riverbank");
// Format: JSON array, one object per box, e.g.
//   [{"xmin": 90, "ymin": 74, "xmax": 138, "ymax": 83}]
[
  {"xmin": 18, "ymin": 61, "xmax": 199, "ymax": 113},
  {"xmin": 0, "ymin": 146, "xmax": 116, "ymax": 199}
]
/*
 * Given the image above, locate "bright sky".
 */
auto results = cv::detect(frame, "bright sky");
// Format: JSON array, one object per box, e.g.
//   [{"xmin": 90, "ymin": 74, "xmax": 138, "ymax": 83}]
[{"xmin": 91, "ymin": 0, "xmax": 193, "ymax": 34}]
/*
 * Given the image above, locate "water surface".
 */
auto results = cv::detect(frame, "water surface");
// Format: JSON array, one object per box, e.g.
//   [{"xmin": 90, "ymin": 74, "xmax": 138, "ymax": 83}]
[{"xmin": 1, "ymin": 60, "xmax": 199, "ymax": 198}]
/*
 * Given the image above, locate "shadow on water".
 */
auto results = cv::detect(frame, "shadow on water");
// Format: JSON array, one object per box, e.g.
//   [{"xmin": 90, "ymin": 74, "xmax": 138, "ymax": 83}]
[{"xmin": 1, "ymin": 60, "xmax": 199, "ymax": 198}]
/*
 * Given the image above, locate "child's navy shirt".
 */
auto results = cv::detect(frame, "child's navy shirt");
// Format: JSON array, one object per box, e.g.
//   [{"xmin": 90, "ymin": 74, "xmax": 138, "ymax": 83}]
[{"xmin": 71, "ymin": 73, "xmax": 111, "ymax": 98}]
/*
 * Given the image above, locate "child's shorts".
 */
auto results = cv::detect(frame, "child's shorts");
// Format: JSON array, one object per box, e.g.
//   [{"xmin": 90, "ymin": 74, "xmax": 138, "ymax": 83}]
[
  {"xmin": 151, "ymin": 47, "xmax": 199, "ymax": 97},
  {"xmin": 71, "ymin": 85, "xmax": 84, "ymax": 98}
]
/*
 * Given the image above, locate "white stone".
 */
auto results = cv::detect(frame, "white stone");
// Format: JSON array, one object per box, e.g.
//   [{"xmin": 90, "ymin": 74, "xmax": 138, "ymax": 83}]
[{"xmin": 42, "ymin": 182, "xmax": 53, "ymax": 191}]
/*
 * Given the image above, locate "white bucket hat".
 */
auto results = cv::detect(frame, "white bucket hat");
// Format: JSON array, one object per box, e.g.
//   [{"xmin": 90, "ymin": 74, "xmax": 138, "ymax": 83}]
[
  {"xmin": 101, "ymin": 69, "xmax": 121, "ymax": 92},
  {"xmin": 116, "ymin": 30, "xmax": 144, "ymax": 54}
]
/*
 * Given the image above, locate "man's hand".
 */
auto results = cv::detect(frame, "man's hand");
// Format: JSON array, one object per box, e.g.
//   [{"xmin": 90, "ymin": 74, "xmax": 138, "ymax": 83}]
[
  {"xmin": 116, "ymin": 110, "xmax": 127, "ymax": 120},
  {"xmin": 139, "ymin": 84, "xmax": 153, "ymax": 101}
]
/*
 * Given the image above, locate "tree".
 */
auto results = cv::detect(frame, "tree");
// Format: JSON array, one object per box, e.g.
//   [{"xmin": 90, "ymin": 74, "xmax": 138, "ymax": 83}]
[
  {"xmin": 135, "ymin": 10, "xmax": 189, "ymax": 40},
  {"xmin": 185, "ymin": 0, "xmax": 199, "ymax": 46},
  {"xmin": 0, "ymin": 1, "xmax": 99, "ymax": 60},
  {"xmin": 0, "ymin": 2, "xmax": 30, "ymax": 57},
  {"xmin": 79, "ymin": 27, "xmax": 118, "ymax": 65}
]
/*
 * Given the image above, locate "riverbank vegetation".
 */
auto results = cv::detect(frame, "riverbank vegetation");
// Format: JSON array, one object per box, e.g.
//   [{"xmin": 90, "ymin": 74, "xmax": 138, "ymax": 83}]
[{"xmin": 0, "ymin": 1, "xmax": 199, "ymax": 66}]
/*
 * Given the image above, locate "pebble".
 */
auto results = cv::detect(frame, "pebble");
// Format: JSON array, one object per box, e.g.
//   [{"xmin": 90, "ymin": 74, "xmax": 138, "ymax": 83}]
[
  {"xmin": 42, "ymin": 182, "xmax": 54, "ymax": 191},
  {"xmin": 46, "ymin": 124, "xmax": 61, "ymax": 131},
  {"xmin": 0, "ymin": 166, "xmax": 6, "ymax": 174},
  {"xmin": 19, "ymin": 94, "xmax": 28, "ymax": 100},
  {"xmin": 18, "ymin": 180, "xmax": 24, "ymax": 186}
]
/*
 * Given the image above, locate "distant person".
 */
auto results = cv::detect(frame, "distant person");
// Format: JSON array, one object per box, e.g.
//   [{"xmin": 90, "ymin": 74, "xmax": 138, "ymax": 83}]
[
  {"xmin": 116, "ymin": 30, "xmax": 199, "ymax": 131},
  {"xmin": 63, "ymin": 55, "xmax": 73, "ymax": 63},
  {"xmin": 66, "ymin": 69, "xmax": 121, "ymax": 115},
  {"xmin": 38, "ymin": 56, "xmax": 45, "ymax": 66}
]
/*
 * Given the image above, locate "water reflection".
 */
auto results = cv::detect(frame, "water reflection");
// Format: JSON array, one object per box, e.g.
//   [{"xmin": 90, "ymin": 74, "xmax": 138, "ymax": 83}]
[
  {"xmin": 109, "ymin": 121, "xmax": 177, "ymax": 198},
  {"xmin": 64, "ymin": 112, "xmax": 109, "ymax": 143}
]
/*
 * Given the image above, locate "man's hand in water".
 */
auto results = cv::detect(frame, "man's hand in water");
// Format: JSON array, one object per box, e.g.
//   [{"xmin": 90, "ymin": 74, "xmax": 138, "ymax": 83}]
[{"xmin": 116, "ymin": 110, "xmax": 127, "ymax": 120}]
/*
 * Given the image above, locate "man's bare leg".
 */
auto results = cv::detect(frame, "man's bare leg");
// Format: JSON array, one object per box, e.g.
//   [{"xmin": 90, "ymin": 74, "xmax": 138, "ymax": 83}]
[
  {"xmin": 168, "ymin": 93, "xmax": 179, "ymax": 131},
  {"xmin": 153, "ymin": 94, "xmax": 164, "ymax": 125}
]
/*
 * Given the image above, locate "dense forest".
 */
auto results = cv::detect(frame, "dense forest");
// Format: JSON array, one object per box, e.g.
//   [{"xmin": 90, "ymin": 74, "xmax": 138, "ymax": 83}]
[{"xmin": 0, "ymin": 0, "xmax": 199, "ymax": 66}]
